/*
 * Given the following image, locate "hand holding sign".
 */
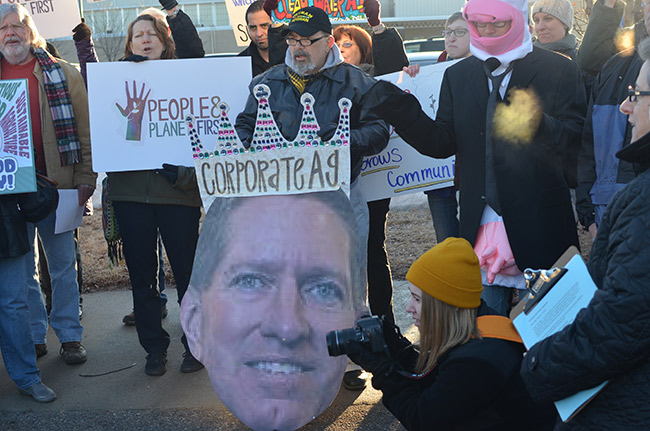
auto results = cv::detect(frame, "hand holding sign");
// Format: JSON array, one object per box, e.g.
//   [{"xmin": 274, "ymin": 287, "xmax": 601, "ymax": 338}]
[
  {"xmin": 72, "ymin": 18, "xmax": 91, "ymax": 42},
  {"xmin": 364, "ymin": 0, "xmax": 382, "ymax": 27},
  {"xmin": 115, "ymin": 81, "xmax": 151, "ymax": 141},
  {"xmin": 263, "ymin": 0, "xmax": 280, "ymax": 17}
]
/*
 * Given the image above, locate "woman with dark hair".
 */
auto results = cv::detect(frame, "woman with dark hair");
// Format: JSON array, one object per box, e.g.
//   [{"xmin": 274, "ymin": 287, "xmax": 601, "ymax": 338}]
[
  {"xmin": 107, "ymin": 6, "xmax": 204, "ymax": 377},
  {"xmin": 346, "ymin": 238, "xmax": 557, "ymax": 430}
]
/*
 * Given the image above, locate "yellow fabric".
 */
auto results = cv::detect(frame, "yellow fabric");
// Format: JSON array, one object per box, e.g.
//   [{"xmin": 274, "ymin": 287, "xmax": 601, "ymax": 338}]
[
  {"xmin": 476, "ymin": 315, "xmax": 523, "ymax": 343},
  {"xmin": 406, "ymin": 237, "xmax": 483, "ymax": 308},
  {"xmin": 288, "ymin": 68, "xmax": 309, "ymax": 94}
]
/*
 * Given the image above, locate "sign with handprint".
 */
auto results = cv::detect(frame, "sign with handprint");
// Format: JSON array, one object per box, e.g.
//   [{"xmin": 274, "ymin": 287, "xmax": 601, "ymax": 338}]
[
  {"xmin": 87, "ymin": 57, "xmax": 251, "ymax": 172},
  {"xmin": 0, "ymin": 79, "xmax": 36, "ymax": 195}
]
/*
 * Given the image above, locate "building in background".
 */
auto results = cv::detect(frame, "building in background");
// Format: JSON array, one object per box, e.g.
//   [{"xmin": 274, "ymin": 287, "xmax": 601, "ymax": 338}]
[{"xmin": 50, "ymin": 0, "xmax": 465, "ymax": 62}]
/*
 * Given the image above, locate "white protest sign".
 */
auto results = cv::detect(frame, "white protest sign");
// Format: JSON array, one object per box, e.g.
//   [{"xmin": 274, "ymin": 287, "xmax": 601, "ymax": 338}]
[
  {"xmin": 224, "ymin": 0, "xmax": 255, "ymax": 48},
  {"xmin": 186, "ymin": 84, "xmax": 351, "ymax": 211},
  {"xmin": 359, "ymin": 61, "xmax": 457, "ymax": 202},
  {"xmin": 87, "ymin": 57, "xmax": 252, "ymax": 172},
  {"xmin": 4, "ymin": 0, "xmax": 82, "ymax": 39},
  {"xmin": 0, "ymin": 79, "xmax": 35, "ymax": 195}
]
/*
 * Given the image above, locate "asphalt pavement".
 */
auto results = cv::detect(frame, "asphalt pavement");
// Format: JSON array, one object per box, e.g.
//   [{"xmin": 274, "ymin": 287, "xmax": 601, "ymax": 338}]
[{"xmin": 0, "ymin": 195, "xmax": 427, "ymax": 431}]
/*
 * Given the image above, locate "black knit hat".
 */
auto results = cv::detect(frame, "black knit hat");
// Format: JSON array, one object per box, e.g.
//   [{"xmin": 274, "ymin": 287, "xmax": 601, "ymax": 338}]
[{"xmin": 281, "ymin": 7, "xmax": 332, "ymax": 37}]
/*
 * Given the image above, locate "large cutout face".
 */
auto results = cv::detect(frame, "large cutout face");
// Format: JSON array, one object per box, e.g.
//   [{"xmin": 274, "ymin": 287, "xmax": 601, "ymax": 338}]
[{"xmin": 182, "ymin": 192, "xmax": 359, "ymax": 431}]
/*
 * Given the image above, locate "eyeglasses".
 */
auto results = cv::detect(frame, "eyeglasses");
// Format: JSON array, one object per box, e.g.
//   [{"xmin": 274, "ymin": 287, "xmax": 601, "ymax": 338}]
[
  {"xmin": 472, "ymin": 21, "xmax": 511, "ymax": 29},
  {"xmin": 442, "ymin": 28, "xmax": 468, "ymax": 38},
  {"xmin": 337, "ymin": 42, "xmax": 355, "ymax": 48},
  {"xmin": 628, "ymin": 85, "xmax": 650, "ymax": 102},
  {"xmin": 286, "ymin": 35, "xmax": 329, "ymax": 46}
]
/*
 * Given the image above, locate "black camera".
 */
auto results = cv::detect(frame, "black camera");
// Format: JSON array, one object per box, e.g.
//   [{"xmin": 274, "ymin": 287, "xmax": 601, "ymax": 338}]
[{"xmin": 326, "ymin": 315, "xmax": 388, "ymax": 357}]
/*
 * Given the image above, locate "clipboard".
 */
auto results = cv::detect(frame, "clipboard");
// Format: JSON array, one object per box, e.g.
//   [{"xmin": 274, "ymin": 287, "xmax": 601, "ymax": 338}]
[
  {"xmin": 510, "ymin": 246, "xmax": 578, "ymax": 321},
  {"xmin": 509, "ymin": 246, "xmax": 608, "ymax": 422}
]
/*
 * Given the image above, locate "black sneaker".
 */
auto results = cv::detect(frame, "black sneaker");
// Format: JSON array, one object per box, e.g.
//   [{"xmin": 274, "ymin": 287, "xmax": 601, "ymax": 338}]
[
  {"xmin": 60, "ymin": 342, "xmax": 87, "ymax": 365},
  {"xmin": 145, "ymin": 352, "xmax": 167, "ymax": 376},
  {"xmin": 35, "ymin": 344, "xmax": 48, "ymax": 359},
  {"xmin": 342, "ymin": 370, "xmax": 368, "ymax": 391},
  {"xmin": 180, "ymin": 351, "xmax": 204, "ymax": 373},
  {"xmin": 122, "ymin": 311, "xmax": 136, "ymax": 326}
]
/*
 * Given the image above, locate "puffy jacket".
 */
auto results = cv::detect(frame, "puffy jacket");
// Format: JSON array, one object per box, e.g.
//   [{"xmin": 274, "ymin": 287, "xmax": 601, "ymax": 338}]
[
  {"xmin": 520, "ymin": 132, "xmax": 650, "ymax": 429},
  {"xmin": 373, "ymin": 302, "xmax": 557, "ymax": 431},
  {"xmin": 575, "ymin": 49, "xmax": 639, "ymax": 228},
  {"xmin": 234, "ymin": 61, "xmax": 389, "ymax": 181}
]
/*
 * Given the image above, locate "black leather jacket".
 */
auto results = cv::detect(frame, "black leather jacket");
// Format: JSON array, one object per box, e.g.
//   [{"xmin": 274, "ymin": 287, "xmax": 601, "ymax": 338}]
[
  {"xmin": 0, "ymin": 188, "xmax": 58, "ymax": 258},
  {"xmin": 234, "ymin": 61, "xmax": 390, "ymax": 181}
]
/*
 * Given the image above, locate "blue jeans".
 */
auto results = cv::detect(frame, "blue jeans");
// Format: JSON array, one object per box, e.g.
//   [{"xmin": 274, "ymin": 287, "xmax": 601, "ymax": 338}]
[
  {"xmin": 426, "ymin": 192, "xmax": 459, "ymax": 242},
  {"xmin": 25, "ymin": 212, "xmax": 83, "ymax": 344},
  {"xmin": 0, "ymin": 255, "xmax": 42, "ymax": 389}
]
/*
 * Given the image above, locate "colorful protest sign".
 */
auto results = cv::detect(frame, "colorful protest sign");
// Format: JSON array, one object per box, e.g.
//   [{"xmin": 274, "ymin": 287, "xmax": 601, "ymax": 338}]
[
  {"xmin": 186, "ymin": 84, "xmax": 351, "ymax": 211},
  {"xmin": 224, "ymin": 0, "xmax": 365, "ymax": 47},
  {"xmin": 359, "ymin": 61, "xmax": 457, "ymax": 202},
  {"xmin": 87, "ymin": 57, "xmax": 251, "ymax": 173},
  {"xmin": 0, "ymin": 79, "xmax": 35, "ymax": 195},
  {"xmin": 1, "ymin": 0, "xmax": 82, "ymax": 39},
  {"xmin": 270, "ymin": 0, "xmax": 365, "ymax": 21}
]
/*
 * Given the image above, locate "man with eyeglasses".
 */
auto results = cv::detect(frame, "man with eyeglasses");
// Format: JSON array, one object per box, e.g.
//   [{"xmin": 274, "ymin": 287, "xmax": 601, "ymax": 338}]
[
  {"xmin": 521, "ymin": 36, "xmax": 650, "ymax": 429},
  {"xmin": 235, "ymin": 5, "xmax": 389, "ymax": 313},
  {"xmin": 364, "ymin": 0, "xmax": 586, "ymax": 316},
  {"xmin": 575, "ymin": 0, "xmax": 650, "ymax": 243}
]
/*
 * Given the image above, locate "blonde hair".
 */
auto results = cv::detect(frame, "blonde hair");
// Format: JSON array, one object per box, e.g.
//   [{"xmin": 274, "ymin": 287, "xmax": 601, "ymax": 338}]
[{"xmin": 415, "ymin": 294, "xmax": 480, "ymax": 373}]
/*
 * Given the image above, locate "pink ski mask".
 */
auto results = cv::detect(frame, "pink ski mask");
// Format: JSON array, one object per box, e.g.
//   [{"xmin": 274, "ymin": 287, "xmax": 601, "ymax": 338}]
[{"xmin": 464, "ymin": 0, "xmax": 532, "ymax": 64}]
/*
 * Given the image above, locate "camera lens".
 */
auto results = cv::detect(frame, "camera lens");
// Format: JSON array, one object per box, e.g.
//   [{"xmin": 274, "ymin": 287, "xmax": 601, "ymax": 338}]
[{"xmin": 326, "ymin": 331, "xmax": 343, "ymax": 356}]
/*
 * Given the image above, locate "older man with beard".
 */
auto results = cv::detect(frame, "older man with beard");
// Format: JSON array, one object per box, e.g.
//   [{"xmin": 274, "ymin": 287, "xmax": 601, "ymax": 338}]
[
  {"xmin": 235, "ymin": 7, "xmax": 388, "ymax": 306},
  {"xmin": 0, "ymin": 4, "xmax": 95, "ymax": 367}
]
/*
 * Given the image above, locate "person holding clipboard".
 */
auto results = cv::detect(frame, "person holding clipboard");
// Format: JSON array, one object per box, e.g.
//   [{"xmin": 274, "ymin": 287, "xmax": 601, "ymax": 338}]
[{"xmin": 520, "ymin": 37, "xmax": 650, "ymax": 429}]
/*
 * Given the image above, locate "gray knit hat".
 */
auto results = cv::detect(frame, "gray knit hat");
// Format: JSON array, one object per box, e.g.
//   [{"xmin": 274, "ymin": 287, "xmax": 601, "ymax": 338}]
[{"xmin": 531, "ymin": 0, "xmax": 573, "ymax": 30}]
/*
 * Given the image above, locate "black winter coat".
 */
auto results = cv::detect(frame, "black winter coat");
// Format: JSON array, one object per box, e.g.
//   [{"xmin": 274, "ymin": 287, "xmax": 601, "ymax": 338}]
[
  {"xmin": 365, "ymin": 47, "xmax": 585, "ymax": 271},
  {"xmin": 238, "ymin": 42, "xmax": 270, "ymax": 78},
  {"xmin": 373, "ymin": 303, "xmax": 556, "ymax": 431},
  {"xmin": 0, "ymin": 188, "xmax": 58, "ymax": 258},
  {"xmin": 520, "ymin": 132, "xmax": 650, "ymax": 429},
  {"xmin": 234, "ymin": 62, "xmax": 389, "ymax": 181}
]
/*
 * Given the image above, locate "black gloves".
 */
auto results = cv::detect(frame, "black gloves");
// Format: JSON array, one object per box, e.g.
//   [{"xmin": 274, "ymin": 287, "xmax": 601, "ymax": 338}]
[
  {"xmin": 345, "ymin": 338, "xmax": 394, "ymax": 376},
  {"xmin": 122, "ymin": 54, "xmax": 148, "ymax": 62},
  {"xmin": 364, "ymin": 0, "xmax": 381, "ymax": 27},
  {"xmin": 159, "ymin": 0, "xmax": 178, "ymax": 11},
  {"xmin": 72, "ymin": 18, "xmax": 91, "ymax": 42},
  {"xmin": 263, "ymin": 0, "xmax": 279, "ymax": 16},
  {"xmin": 155, "ymin": 163, "xmax": 179, "ymax": 184}
]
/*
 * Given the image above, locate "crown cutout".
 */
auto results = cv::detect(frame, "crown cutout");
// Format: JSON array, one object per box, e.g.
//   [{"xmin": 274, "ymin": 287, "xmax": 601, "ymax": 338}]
[{"xmin": 186, "ymin": 84, "xmax": 351, "ymax": 210}]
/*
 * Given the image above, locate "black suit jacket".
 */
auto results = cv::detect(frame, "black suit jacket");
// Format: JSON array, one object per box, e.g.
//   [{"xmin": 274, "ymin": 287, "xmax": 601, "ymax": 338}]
[{"xmin": 399, "ymin": 47, "xmax": 586, "ymax": 270}]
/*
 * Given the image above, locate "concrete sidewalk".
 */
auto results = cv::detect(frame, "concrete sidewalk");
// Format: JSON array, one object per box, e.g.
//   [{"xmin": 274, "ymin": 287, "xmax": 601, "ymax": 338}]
[{"xmin": 0, "ymin": 287, "xmax": 415, "ymax": 430}]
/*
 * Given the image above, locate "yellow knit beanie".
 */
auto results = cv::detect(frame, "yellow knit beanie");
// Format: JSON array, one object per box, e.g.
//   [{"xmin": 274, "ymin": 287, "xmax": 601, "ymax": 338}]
[{"xmin": 406, "ymin": 237, "xmax": 483, "ymax": 308}]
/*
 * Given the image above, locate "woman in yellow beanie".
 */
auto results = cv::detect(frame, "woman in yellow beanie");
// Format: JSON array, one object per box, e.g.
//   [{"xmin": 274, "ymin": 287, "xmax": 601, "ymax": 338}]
[{"xmin": 346, "ymin": 237, "xmax": 556, "ymax": 430}]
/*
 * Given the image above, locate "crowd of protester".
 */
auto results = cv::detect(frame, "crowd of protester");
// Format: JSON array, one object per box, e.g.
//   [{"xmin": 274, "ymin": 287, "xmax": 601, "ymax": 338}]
[{"xmin": 0, "ymin": 0, "xmax": 648, "ymax": 429}]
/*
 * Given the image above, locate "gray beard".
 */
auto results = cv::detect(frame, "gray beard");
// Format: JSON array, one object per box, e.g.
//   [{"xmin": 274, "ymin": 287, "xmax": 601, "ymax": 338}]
[
  {"xmin": 287, "ymin": 51, "xmax": 317, "ymax": 76},
  {"xmin": 1, "ymin": 43, "xmax": 31, "ymax": 65}
]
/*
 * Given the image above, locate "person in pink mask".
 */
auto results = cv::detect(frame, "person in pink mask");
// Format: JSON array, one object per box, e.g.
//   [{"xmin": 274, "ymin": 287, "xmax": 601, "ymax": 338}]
[{"xmin": 363, "ymin": 0, "xmax": 586, "ymax": 315}]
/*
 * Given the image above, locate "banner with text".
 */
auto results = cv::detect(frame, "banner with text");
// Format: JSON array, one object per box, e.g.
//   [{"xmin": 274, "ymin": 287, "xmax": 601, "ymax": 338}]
[
  {"xmin": 225, "ymin": 0, "xmax": 365, "ymax": 47},
  {"xmin": 0, "ymin": 0, "xmax": 82, "ymax": 39},
  {"xmin": 0, "ymin": 79, "xmax": 35, "ymax": 195},
  {"xmin": 87, "ymin": 57, "xmax": 251, "ymax": 172},
  {"xmin": 359, "ymin": 61, "xmax": 457, "ymax": 202}
]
